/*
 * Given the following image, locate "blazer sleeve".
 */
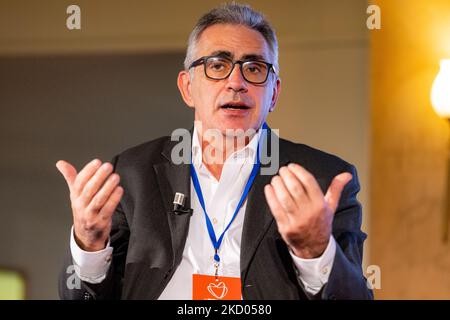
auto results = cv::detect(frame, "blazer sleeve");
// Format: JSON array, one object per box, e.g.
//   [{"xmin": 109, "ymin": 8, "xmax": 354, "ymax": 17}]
[{"xmin": 317, "ymin": 164, "xmax": 373, "ymax": 300}]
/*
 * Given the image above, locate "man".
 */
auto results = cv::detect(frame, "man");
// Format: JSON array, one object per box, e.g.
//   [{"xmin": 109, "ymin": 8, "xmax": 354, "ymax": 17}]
[{"xmin": 57, "ymin": 3, "xmax": 372, "ymax": 300}]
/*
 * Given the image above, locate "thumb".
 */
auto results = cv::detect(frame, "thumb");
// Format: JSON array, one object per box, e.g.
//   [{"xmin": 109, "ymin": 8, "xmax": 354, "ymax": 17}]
[
  {"xmin": 56, "ymin": 160, "xmax": 77, "ymax": 191},
  {"xmin": 324, "ymin": 172, "xmax": 352, "ymax": 213}
]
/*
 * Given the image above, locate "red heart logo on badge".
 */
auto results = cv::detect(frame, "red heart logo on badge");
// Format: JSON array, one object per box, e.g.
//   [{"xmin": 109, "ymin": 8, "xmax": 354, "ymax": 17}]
[{"xmin": 207, "ymin": 281, "xmax": 228, "ymax": 299}]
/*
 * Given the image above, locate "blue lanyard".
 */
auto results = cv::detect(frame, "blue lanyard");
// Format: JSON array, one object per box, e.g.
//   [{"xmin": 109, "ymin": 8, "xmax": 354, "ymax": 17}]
[{"xmin": 190, "ymin": 125, "xmax": 265, "ymax": 265}]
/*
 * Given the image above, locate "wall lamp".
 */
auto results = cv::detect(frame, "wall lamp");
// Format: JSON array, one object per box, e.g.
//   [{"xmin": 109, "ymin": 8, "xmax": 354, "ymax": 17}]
[{"xmin": 431, "ymin": 59, "xmax": 450, "ymax": 242}]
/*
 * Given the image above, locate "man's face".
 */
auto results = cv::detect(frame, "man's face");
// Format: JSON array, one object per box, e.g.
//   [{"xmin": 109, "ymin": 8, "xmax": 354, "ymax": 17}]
[{"xmin": 178, "ymin": 24, "xmax": 281, "ymax": 135}]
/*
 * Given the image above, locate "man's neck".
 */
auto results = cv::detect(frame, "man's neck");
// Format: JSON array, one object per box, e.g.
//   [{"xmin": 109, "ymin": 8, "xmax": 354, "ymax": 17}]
[{"xmin": 198, "ymin": 130, "xmax": 255, "ymax": 181}]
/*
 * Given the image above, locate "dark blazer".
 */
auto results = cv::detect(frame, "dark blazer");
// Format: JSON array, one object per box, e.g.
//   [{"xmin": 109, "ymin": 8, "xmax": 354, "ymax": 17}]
[{"xmin": 59, "ymin": 128, "xmax": 373, "ymax": 300}]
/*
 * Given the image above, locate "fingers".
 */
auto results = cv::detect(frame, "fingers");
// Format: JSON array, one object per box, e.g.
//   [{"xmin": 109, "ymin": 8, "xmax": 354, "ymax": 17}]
[
  {"xmin": 58, "ymin": 157, "xmax": 123, "ymax": 251},
  {"xmin": 265, "ymin": 164, "xmax": 346, "ymax": 257},
  {"xmin": 264, "ymin": 184, "xmax": 289, "ymax": 226},
  {"xmin": 79, "ymin": 162, "xmax": 113, "ymax": 206},
  {"xmin": 325, "ymin": 172, "xmax": 352, "ymax": 213},
  {"xmin": 88, "ymin": 173, "xmax": 121, "ymax": 212},
  {"xmin": 268, "ymin": 164, "xmax": 350, "ymax": 216},
  {"xmin": 286, "ymin": 163, "xmax": 323, "ymax": 200},
  {"xmin": 99, "ymin": 186, "xmax": 124, "ymax": 218},
  {"xmin": 270, "ymin": 175, "xmax": 298, "ymax": 215},
  {"xmin": 266, "ymin": 164, "xmax": 315, "ymax": 221},
  {"xmin": 278, "ymin": 166, "xmax": 308, "ymax": 206},
  {"xmin": 73, "ymin": 159, "xmax": 102, "ymax": 196},
  {"xmin": 56, "ymin": 160, "xmax": 77, "ymax": 192}
]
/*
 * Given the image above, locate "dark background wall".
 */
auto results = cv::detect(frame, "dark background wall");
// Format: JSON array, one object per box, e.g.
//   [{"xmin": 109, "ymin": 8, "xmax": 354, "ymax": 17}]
[{"xmin": 0, "ymin": 52, "xmax": 192, "ymax": 299}]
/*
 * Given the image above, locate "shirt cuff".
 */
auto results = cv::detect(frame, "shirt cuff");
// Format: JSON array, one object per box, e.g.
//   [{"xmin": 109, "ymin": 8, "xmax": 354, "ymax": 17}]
[
  {"xmin": 289, "ymin": 235, "xmax": 337, "ymax": 295},
  {"xmin": 70, "ymin": 226, "xmax": 113, "ymax": 284}
]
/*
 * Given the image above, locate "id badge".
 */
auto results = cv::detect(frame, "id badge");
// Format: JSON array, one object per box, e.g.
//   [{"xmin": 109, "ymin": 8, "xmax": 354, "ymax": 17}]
[{"xmin": 192, "ymin": 274, "xmax": 241, "ymax": 300}]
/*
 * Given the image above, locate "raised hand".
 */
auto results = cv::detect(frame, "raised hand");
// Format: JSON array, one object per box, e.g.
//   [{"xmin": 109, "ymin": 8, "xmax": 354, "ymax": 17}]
[
  {"xmin": 264, "ymin": 163, "xmax": 352, "ymax": 259},
  {"xmin": 56, "ymin": 159, "xmax": 123, "ymax": 252}
]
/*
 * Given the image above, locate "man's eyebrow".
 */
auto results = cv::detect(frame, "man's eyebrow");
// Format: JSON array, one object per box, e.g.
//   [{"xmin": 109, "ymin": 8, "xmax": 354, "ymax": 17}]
[
  {"xmin": 209, "ymin": 50, "xmax": 233, "ymax": 59},
  {"xmin": 240, "ymin": 54, "xmax": 266, "ymax": 61},
  {"xmin": 208, "ymin": 51, "xmax": 267, "ymax": 62}
]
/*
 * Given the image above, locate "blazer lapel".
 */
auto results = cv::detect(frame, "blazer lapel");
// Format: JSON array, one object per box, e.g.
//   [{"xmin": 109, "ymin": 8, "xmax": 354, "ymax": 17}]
[
  {"xmin": 153, "ymin": 137, "xmax": 192, "ymax": 267},
  {"xmin": 240, "ymin": 129, "xmax": 290, "ymax": 279},
  {"xmin": 240, "ymin": 171, "xmax": 274, "ymax": 278}
]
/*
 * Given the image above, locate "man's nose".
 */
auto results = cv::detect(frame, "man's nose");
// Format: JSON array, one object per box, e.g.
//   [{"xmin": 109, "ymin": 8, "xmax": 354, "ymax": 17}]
[{"xmin": 226, "ymin": 64, "xmax": 248, "ymax": 92}]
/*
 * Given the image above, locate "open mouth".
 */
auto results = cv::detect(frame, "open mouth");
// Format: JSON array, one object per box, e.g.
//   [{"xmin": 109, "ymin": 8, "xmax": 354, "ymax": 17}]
[{"xmin": 220, "ymin": 103, "xmax": 251, "ymax": 110}]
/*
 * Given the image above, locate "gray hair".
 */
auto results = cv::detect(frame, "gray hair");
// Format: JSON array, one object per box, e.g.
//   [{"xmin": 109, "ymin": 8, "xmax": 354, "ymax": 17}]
[{"xmin": 184, "ymin": 2, "xmax": 279, "ymax": 73}]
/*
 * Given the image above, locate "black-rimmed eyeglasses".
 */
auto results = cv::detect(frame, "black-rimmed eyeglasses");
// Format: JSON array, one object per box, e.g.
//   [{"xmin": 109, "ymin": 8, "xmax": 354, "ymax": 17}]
[{"xmin": 188, "ymin": 56, "xmax": 276, "ymax": 84}]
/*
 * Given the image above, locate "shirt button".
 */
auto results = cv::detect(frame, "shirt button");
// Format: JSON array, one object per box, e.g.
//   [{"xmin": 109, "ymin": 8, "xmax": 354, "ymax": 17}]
[
  {"xmin": 321, "ymin": 266, "xmax": 329, "ymax": 275},
  {"xmin": 212, "ymin": 218, "xmax": 218, "ymax": 224},
  {"xmin": 105, "ymin": 255, "xmax": 112, "ymax": 263}
]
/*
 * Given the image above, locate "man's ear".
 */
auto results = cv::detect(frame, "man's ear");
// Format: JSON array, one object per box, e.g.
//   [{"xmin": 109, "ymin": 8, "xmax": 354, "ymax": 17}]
[
  {"xmin": 269, "ymin": 77, "xmax": 281, "ymax": 112},
  {"xmin": 177, "ymin": 70, "xmax": 195, "ymax": 108}
]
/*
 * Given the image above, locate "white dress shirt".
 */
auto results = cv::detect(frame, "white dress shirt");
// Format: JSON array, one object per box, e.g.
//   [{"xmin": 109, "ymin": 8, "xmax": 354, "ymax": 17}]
[{"xmin": 70, "ymin": 125, "xmax": 337, "ymax": 298}]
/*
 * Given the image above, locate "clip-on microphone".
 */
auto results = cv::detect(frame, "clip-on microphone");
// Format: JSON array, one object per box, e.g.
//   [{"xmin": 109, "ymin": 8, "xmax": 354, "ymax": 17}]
[{"xmin": 173, "ymin": 192, "xmax": 193, "ymax": 216}]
